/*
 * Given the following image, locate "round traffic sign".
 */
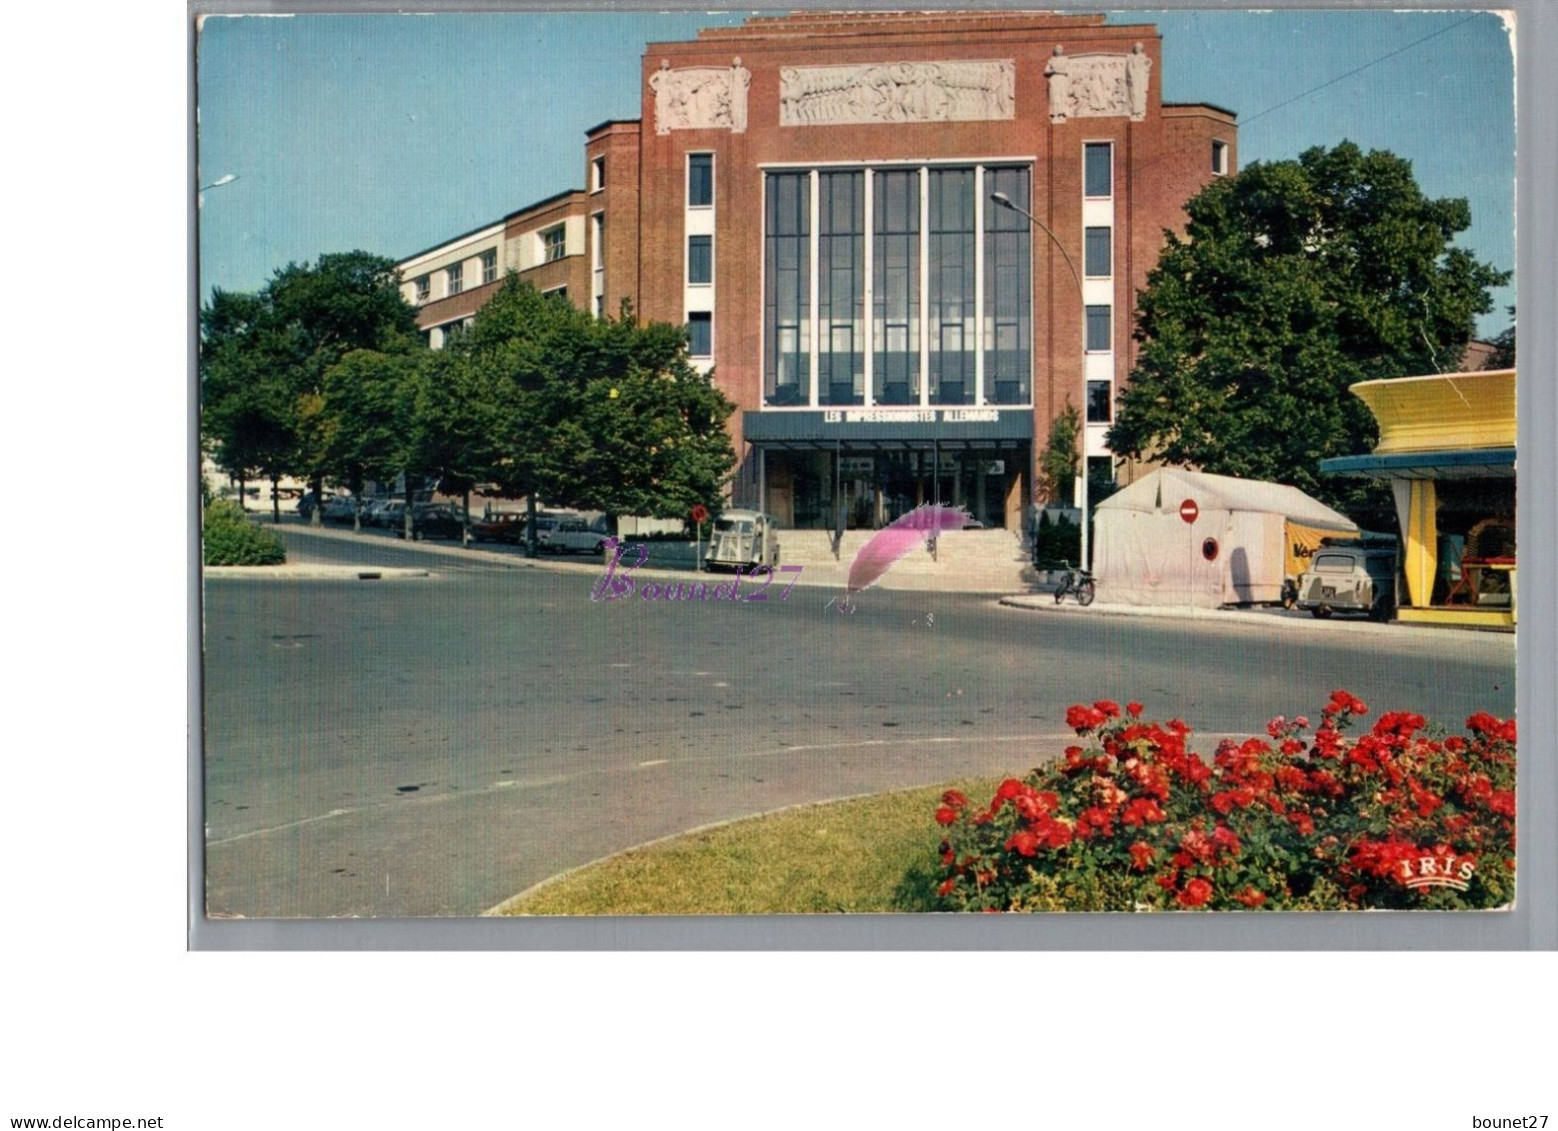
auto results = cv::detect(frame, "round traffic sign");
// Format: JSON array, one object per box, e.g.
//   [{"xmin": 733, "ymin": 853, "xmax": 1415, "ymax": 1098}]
[{"xmin": 1179, "ymin": 498, "xmax": 1199, "ymax": 524}]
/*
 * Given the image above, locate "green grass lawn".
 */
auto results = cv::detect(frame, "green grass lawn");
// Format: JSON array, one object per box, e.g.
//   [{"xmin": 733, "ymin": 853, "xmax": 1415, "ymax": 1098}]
[{"xmin": 496, "ymin": 781, "xmax": 997, "ymax": 916}]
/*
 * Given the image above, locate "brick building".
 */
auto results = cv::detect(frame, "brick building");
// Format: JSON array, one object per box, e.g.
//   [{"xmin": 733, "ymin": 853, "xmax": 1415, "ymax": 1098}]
[{"xmin": 398, "ymin": 10, "xmax": 1237, "ymax": 531}]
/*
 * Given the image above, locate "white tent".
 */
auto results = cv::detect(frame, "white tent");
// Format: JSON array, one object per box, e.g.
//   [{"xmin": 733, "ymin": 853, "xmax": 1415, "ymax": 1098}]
[{"xmin": 1093, "ymin": 469, "xmax": 1357, "ymax": 608}]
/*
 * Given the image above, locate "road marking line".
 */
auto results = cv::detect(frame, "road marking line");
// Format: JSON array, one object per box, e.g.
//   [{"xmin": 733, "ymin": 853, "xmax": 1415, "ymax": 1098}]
[{"xmin": 638, "ymin": 759, "xmax": 670, "ymax": 768}]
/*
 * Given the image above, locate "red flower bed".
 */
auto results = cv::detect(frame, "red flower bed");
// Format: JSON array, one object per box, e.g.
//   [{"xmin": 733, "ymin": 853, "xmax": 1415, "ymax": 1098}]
[{"xmin": 933, "ymin": 694, "xmax": 1516, "ymax": 912}]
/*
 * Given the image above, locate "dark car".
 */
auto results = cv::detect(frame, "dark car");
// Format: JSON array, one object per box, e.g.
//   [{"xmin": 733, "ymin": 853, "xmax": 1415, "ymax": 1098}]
[
  {"xmin": 469, "ymin": 512, "xmax": 528, "ymax": 544},
  {"xmin": 399, "ymin": 504, "xmax": 467, "ymax": 541}
]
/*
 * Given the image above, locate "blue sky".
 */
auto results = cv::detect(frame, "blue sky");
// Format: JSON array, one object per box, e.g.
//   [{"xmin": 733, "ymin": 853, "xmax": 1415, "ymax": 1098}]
[{"xmin": 195, "ymin": 8, "xmax": 1516, "ymax": 336}]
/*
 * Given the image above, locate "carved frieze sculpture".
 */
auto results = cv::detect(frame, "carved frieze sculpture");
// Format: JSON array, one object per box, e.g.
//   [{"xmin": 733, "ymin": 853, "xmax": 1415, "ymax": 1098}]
[
  {"xmin": 1046, "ymin": 44, "xmax": 1151, "ymax": 124},
  {"xmin": 779, "ymin": 60, "xmax": 1015, "ymax": 126},
  {"xmin": 650, "ymin": 57, "xmax": 751, "ymax": 135}
]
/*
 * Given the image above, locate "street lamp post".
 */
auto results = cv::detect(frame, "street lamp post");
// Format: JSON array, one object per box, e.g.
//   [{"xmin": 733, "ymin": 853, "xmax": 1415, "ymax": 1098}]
[
  {"xmin": 198, "ymin": 173, "xmax": 239, "ymax": 206},
  {"xmin": 990, "ymin": 190, "xmax": 1091, "ymax": 572}
]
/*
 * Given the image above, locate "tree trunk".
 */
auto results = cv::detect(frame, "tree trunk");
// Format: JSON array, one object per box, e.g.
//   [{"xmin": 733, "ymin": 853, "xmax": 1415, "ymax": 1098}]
[
  {"xmin": 526, "ymin": 493, "xmax": 538, "ymax": 557},
  {"xmin": 270, "ymin": 473, "xmax": 281, "ymax": 524},
  {"xmin": 403, "ymin": 478, "xmax": 415, "ymax": 541},
  {"xmin": 310, "ymin": 472, "xmax": 324, "ymax": 526},
  {"xmin": 462, "ymin": 488, "xmax": 472, "ymax": 548},
  {"xmin": 352, "ymin": 491, "xmax": 362, "ymax": 534},
  {"xmin": 238, "ymin": 474, "xmax": 246, "ymax": 516}
]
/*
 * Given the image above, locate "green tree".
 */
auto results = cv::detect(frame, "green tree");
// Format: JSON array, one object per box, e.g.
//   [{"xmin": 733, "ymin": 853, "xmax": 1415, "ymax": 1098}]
[
  {"xmin": 1107, "ymin": 142, "xmax": 1507, "ymax": 529},
  {"xmin": 1038, "ymin": 397, "xmax": 1080, "ymax": 505},
  {"xmin": 321, "ymin": 349, "xmax": 423, "ymax": 532},
  {"xmin": 200, "ymin": 252, "xmax": 420, "ymax": 523},
  {"xmin": 459, "ymin": 280, "xmax": 735, "ymax": 549}
]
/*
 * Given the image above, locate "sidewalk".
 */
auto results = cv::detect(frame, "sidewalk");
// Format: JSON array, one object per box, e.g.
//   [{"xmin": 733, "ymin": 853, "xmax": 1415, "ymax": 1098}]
[{"xmin": 999, "ymin": 592, "xmax": 1513, "ymax": 641}]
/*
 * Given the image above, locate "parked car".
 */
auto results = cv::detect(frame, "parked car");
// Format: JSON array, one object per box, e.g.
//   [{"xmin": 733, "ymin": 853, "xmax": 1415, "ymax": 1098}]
[
  {"xmin": 469, "ymin": 512, "xmax": 528, "ymax": 544},
  {"xmin": 705, "ymin": 510, "xmax": 781, "ymax": 571},
  {"xmin": 1296, "ymin": 543, "xmax": 1398, "ymax": 620},
  {"xmin": 400, "ymin": 503, "xmax": 467, "ymax": 541},
  {"xmin": 537, "ymin": 517, "xmax": 609, "ymax": 555},
  {"xmin": 295, "ymin": 491, "xmax": 319, "ymax": 520},
  {"xmin": 365, "ymin": 500, "xmax": 407, "ymax": 529},
  {"xmin": 321, "ymin": 496, "xmax": 361, "ymax": 524}
]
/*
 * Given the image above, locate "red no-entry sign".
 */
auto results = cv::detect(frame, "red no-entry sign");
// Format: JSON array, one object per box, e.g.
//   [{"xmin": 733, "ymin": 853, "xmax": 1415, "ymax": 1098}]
[{"xmin": 1179, "ymin": 498, "xmax": 1199, "ymax": 524}]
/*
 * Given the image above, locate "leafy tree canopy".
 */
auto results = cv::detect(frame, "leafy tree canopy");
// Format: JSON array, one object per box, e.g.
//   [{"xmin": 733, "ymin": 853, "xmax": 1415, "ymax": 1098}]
[
  {"xmin": 200, "ymin": 252, "xmax": 421, "ymax": 508},
  {"xmin": 1107, "ymin": 142, "xmax": 1508, "ymax": 528},
  {"xmin": 453, "ymin": 280, "xmax": 735, "ymax": 519}
]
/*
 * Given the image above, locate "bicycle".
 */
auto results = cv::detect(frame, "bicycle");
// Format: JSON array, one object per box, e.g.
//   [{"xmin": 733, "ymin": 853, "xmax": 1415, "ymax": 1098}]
[{"xmin": 1053, "ymin": 560, "xmax": 1096, "ymax": 606}]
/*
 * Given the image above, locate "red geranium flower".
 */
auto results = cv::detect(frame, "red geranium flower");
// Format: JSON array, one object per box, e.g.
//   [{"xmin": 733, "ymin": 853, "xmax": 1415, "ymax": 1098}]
[
  {"xmin": 1004, "ymin": 830, "xmax": 1041, "ymax": 857},
  {"xmin": 1126, "ymin": 702, "xmax": 1144, "ymax": 717},
  {"xmin": 1128, "ymin": 841, "xmax": 1156, "ymax": 871},
  {"xmin": 1093, "ymin": 700, "xmax": 1122, "ymax": 719},
  {"xmin": 1177, "ymin": 878, "xmax": 1213, "ymax": 908},
  {"xmin": 935, "ymin": 806, "xmax": 958, "ymax": 826},
  {"xmin": 941, "ymin": 789, "xmax": 969, "ymax": 810},
  {"xmin": 1233, "ymin": 888, "xmax": 1266, "ymax": 908}
]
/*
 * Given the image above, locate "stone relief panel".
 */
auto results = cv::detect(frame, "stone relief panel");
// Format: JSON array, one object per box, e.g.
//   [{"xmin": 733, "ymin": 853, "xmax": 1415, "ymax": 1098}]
[
  {"xmin": 778, "ymin": 60, "xmax": 1015, "ymax": 126},
  {"xmin": 1045, "ymin": 44, "xmax": 1151, "ymax": 123},
  {"xmin": 650, "ymin": 58, "xmax": 751, "ymax": 135}
]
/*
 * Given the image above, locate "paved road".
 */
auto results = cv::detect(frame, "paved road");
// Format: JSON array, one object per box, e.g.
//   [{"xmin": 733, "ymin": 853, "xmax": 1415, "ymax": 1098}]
[{"xmin": 202, "ymin": 526, "xmax": 1516, "ymax": 916}]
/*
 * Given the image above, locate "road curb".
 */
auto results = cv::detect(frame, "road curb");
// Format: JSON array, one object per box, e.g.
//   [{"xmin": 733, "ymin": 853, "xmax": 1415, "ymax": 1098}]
[
  {"xmin": 997, "ymin": 594, "xmax": 1510, "ymax": 640},
  {"xmin": 204, "ymin": 564, "xmax": 432, "ymax": 580}
]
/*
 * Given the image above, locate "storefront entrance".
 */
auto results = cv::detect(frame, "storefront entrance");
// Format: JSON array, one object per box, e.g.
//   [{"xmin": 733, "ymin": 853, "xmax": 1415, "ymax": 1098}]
[{"xmin": 758, "ymin": 443, "xmax": 1027, "ymax": 530}]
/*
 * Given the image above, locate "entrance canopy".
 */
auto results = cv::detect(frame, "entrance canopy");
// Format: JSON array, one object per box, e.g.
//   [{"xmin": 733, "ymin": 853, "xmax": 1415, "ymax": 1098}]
[{"xmin": 742, "ymin": 408, "xmax": 1033, "ymax": 447}]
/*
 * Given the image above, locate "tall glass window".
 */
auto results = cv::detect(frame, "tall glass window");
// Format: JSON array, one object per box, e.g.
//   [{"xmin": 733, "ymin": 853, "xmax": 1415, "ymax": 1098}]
[
  {"xmin": 928, "ymin": 168, "xmax": 975, "ymax": 405},
  {"xmin": 687, "ymin": 235, "xmax": 712, "ymax": 285},
  {"xmin": 1084, "ymin": 227, "xmax": 1112, "ymax": 277},
  {"xmin": 984, "ymin": 166, "xmax": 1031, "ymax": 406},
  {"xmin": 1084, "ymin": 143, "xmax": 1113, "ymax": 198},
  {"xmin": 818, "ymin": 172, "xmax": 864, "ymax": 406},
  {"xmin": 1087, "ymin": 379, "xmax": 1112, "ymax": 423},
  {"xmin": 872, "ymin": 170, "xmax": 920, "ymax": 405},
  {"xmin": 688, "ymin": 154, "xmax": 714, "ymax": 208},
  {"xmin": 763, "ymin": 172, "xmax": 810, "ymax": 406},
  {"xmin": 1086, "ymin": 304, "xmax": 1112, "ymax": 351}
]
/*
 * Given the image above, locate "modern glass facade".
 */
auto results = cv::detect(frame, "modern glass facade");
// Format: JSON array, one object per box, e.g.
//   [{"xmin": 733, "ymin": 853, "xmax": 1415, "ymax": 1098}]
[{"xmin": 763, "ymin": 164, "xmax": 1032, "ymax": 408}]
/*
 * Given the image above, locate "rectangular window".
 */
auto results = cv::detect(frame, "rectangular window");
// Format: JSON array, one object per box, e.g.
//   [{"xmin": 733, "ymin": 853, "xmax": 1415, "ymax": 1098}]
[
  {"xmin": 1085, "ymin": 304, "xmax": 1112, "ymax": 352},
  {"xmin": 763, "ymin": 172, "xmax": 810, "ymax": 405},
  {"xmin": 688, "ymin": 311, "xmax": 712, "ymax": 357},
  {"xmin": 592, "ymin": 156, "xmax": 606, "ymax": 192},
  {"xmin": 983, "ymin": 166, "xmax": 1032, "ymax": 406},
  {"xmin": 1087, "ymin": 380, "xmax": 1112, "ymax": 423},
  {"xmin": 687, "ymin": 235, "xmax": 713, "ymax": 285},
  {"xmin": 818, "ymin": 171, "xmax": 864, "ymax": 406},
  {"xmin": 544, "ymin": 286, "xmax": 568, "ymax": 303},
  {"xmin": 414, "ymin": 275, "xmax": 430, "ymax": 303},
  {"xmin": 872, "ymin": 169, "xmax": 920, "ymax": 405},
  {"xmin": 480, "ymin": 249, "xmax": 497, "ymax": 284},
  {"xmin": 688, "ymin": 153, "xmax": 714, "ymax": 208},
  {"xmin": 1084, "ymin": 143, "xmax": 1113, "ymax": 198},
  {"xmin": 1212, "ymin": 140, "xmax": 1229, "ymax": 175},
  {"xmin": 1084, "ymin": 227, "xmax": 1112, "ymax": 278},
  {"xmin": 928, "ymin": 168, "xmax": 975, "ymax": 405},
  {"xmin": 542, "ymin": 226, "xmax": 567, "ymax": 262},
  {"xmin": 447, "ymin": 262, "xmax": 463, "ymax": 295}
]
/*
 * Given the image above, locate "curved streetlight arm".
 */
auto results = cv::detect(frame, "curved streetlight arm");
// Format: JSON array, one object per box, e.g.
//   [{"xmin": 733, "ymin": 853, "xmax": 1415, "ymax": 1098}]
[
  {"xmin": 992, "ymin": 190, "xmax": 1093, "ymax": 570},
  {"xmin": 990, "ymin": 191, "xmax": 1083, "ymax": 300}
]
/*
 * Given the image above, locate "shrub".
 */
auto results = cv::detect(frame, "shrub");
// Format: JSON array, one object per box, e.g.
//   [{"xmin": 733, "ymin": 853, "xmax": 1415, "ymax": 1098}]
[
  {"xmin": 931, "ymin": 692, "xmax": 1515, "ymax": 912},
  {"xmin": 1031, "ymin": 511, "xmax": 1080, "ymax": 568},
  {"xmin": 203, "ymin": 500, "xmax": 287, "ymax": 566}
]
